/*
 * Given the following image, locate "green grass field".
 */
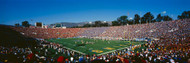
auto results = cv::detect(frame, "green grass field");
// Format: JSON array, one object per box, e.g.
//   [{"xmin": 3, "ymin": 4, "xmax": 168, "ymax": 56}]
[{"xmin": 46, "ymin": 38, "xmax": 146, "ymax": 55}]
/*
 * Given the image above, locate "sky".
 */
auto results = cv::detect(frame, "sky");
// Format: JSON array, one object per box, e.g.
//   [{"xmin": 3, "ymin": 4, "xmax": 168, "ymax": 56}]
[{"xmin": 0, "ymin": 0, "xmax": 190, "ymax": 25}]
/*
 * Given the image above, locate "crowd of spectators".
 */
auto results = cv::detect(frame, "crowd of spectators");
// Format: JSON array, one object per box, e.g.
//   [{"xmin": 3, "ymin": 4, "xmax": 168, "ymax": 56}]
[
  {"xmin": 79, "ymin": 27, "xmax": 109, "ymax": 37},
  {"xmin": 100, "ymin": 19, "xmax": 190, "ymax": 40},
  {"xmin": 11, "ymin": 19, "xmax": 190, "ymax": 41},
  {"xmin": 1, "ymin": 37, "xmax": 189, "ymax": 63},
  {"xmin": 11, "ymin": 27, "xmax": 84, "ymax": 39}
]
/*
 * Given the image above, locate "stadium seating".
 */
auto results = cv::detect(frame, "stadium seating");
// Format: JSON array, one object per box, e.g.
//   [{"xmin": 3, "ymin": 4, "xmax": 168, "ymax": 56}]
[{"xmin": 11, "ymin": 19, "xmax": 190, "ymax": 41}]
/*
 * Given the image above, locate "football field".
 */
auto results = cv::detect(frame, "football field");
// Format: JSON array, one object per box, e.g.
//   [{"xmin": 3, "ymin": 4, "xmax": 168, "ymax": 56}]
[{"xmin": 46, "ymin": 38, "xmax": 146, "ymax": 55}]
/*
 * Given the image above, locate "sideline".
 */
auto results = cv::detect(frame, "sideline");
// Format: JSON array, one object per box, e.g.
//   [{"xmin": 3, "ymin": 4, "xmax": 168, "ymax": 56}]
[
  {"xmin": 63, "ymin": 46, "xmax": 86, "ymax": 55},
  {"xmin": 97, "ymin": 42, "xmax": 146, "ymax": 56}
]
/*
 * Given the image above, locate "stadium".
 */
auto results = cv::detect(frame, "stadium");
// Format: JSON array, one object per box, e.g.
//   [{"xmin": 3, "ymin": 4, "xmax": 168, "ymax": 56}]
[
  {"xmin": 1, "ymin": 18, "xmax": 190, "ymax": 63},
  {"xmin": 0, "ymin": 0, "xmax": 190, "ymax": 63}
]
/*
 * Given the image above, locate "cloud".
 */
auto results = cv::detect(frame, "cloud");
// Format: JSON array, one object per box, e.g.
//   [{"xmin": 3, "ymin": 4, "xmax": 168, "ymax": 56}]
[{"xmin": 162, "ymin": 11, "xmax": 166, "ymax": 14}]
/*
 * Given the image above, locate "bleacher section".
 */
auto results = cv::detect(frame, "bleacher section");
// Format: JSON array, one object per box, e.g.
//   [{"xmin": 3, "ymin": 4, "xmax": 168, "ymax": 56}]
[{"xmin": 11, "ymin": 19, "xmax": 190, "ymax": 40}]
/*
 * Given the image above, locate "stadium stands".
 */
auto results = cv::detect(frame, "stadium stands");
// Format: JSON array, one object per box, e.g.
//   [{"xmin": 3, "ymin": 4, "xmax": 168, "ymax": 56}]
[
  {"xmin": 11, "ymin": 19, "xmax": 190, "ymax": 40},
  {"xmin": 11, "ymin": 27, "xmax": 83, "ymax": 39}
]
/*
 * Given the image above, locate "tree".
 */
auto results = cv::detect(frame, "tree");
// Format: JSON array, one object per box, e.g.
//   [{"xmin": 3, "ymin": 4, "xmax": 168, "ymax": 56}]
[
  {"xmin": 177, "ymin": 15, "xmax": 182, "ymax": 19},
  {"xmin": 162, "ymin": 15, "xmax": 173, "ymax": 21},
  {"xmin": 178, "ymin": 11, "xmax": 190, "ymax": 19},
  {"xmin": 134, "ymin": 14, "xmax": 140, "ymax": 24},
  {"xmin": 22, "ymin": 21, "xmax": 30, "ymax": 27},
  {"xmin": 156, "ymin": 14, "xmax": 162, "ymax": 22},
  {"xmin": 101, "ymin": 23, "xmax": 108, "ymax": 26},
  {"xmin": 117, "ymin": 16, "xmax": 128, "ymax": 25},
  {"xmin": 95, "ymin": 21, "xmax": 102, "ymax": 27},
  {"xmin": 152, "ymin": 19, "xmax": 157, "ymax": 23},
  {"xmin": 55, "ymin": 23, "xmax": 62, "ymax": 27},
  {"xmin": 112, "ymin": 21, "xmax": 119, "ymax": 26},
  {"xmin": 15, "ymin": 23, "xmax": 20, "ymax": 27},
  {"xmin": 143, "ymin": 12, "xmax": 154, "ymax": 23},
  {"xmin": 83, "ymin": 24, "xmax": 91, "ymax": 27},
  {"xmin": 128, "ymin": 20, "xmax": 134, "ymax": 25},
  {"xmin": 140, "ymin": 17, "xmax": 146, "ymax": 24}
]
